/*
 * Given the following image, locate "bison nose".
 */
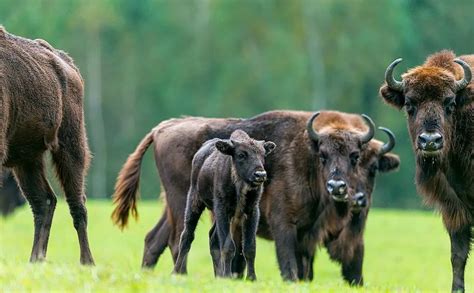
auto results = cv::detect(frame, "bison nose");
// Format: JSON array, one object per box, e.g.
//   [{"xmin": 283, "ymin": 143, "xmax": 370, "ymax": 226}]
[
  {"xmin": 253, "ymin": 170, "xmax": 267, "ymax": 182},
  {"xmin": 326, "ymin": 180, "xmax": 347, "ymax": 197},
  {"xmin": 418, "ymin": 132, "xmax": 443, "ymax": 152},
  {"xmin": 352, "ymin": 192, "xmax": 367, "ymax": 210}
]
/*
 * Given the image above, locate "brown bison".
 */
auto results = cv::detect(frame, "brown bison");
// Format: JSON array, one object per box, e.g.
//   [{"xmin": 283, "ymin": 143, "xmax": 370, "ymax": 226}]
[
  {"xmin": 0, "ymin": 170, "xmax": 25, "ymax": 217},
  {"xmin": 174, "ymin": 130, "xmax": 276, "ymax": 280},
  {"xmin": 112, "ymin": 110, "xmax": 399, "ymax": 283},
  {"xmin": 380, "ymin": 50, "xmax": 473, "ymax": 292},
  {"xmin": 210, "ymin": 126, "xmax": 398, "ymax": 283},
  {"xmin": 0, "ymin": 27, "xmax": 94, "ymax": 264}
]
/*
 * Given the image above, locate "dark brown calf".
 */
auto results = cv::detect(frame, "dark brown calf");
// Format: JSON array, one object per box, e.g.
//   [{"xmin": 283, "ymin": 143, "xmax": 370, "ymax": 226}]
[
  {"xmin": 0, "ymin": 27, "xmax": 94, "ymax": 264},
  {"xmin": 381, "ymin": 50, "xmax": 473, "ymax": 292},
  {"xmin": 173, "ymin": 130, "xmax": 275, "ymax": 280}
]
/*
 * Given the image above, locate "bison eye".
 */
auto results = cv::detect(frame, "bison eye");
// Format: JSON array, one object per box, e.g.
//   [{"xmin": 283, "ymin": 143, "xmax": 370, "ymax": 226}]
[
  {"xmin": 404, "ymin": 100, "xmax": 416, "ymax": 116},
  {"xmin": 445, "ymin": 97, "xmax": 456, "ymax": 115},
  {"xmin": 350, "ymin": 152, "xmax": 360, "ymax": 167},
  {"xmin": 237, "ymin": 152, "xmax": 247, "ymax": 160},
  {"xmin": 319, "ymin": 153, "xmax": 328, "ymax": 165}
]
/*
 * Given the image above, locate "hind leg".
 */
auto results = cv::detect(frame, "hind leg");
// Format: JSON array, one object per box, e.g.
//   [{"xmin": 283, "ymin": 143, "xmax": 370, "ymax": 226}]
[
  {"xmin": 173, "ymin": 188, "xmax": 205, "ymax": 274},
  {"xmin": 161, "ymin": 184, "xmax": 189, "ymax": 266},
  {"xmin": 13, "ymin": 157, "xmax": 57, "ymax": 262},
  {"xmin": 142, "ymin": 211, "xmax": 171, "ymax": 268},
  {"xmin": 52, "ymin": 132, "xmax": 94, "ymax": 265}
]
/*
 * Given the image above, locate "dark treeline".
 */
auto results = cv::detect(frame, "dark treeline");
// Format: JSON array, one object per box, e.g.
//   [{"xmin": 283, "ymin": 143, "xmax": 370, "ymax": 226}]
[{"xmin": 1, "ymin": 0, "xmax": 473, "ymax": 208}]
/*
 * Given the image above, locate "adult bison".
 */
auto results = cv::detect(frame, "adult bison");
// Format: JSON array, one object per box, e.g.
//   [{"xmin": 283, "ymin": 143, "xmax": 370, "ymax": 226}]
[
  {"xmin": 380, "ymin": 50, "xmax": 473, "ymax": 292},
  {"xmin": 0, "ymin": 170, "xmax": 25, "ymax": 217},
  {"xmin": 112, "ymin": 110, "xmax": 399, "ymax": 282},
  {"xmin": 210, "ymin": 126, "xmax": 398, "ymax": 283},
  {"xmin": 0, "ymin": 27, "xmax": 94, "ymax": 264}
]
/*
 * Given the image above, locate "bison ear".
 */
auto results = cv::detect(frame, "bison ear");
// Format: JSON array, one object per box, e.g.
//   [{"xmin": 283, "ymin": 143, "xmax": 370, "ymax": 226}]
[
  {"xmin": 455, "ymin": 84, "xmax": 474, "ymax": 107},
  {"xmin": 378, "ymin": 153, "xmax": 400, "ymax": 173},
  {"xmin": 263, "ymin": 141, "xmax": 276, "ymax": 156},
  {"xmin": 379, "ymin": 84, "xmax": 405, "ymax": 110},
  {"xmin": 215, "ymin": 140, "xmax": 234, "ymax": 156}
]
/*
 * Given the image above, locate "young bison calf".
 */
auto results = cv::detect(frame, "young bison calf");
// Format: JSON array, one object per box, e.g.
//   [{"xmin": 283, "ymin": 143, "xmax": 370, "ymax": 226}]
[{"xmin": 173, "ymin": 130, "xmax": 276, "ymax": 280}]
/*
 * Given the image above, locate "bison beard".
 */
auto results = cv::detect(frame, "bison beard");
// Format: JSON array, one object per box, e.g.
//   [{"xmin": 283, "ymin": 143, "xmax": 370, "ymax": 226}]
[
  {"xmin": 112, "ymin": 110, "xmax": 400, "ymax": 283},
  {"xmin": 0, "ymin": 26, "xmax": 94, "ymax": 265},
  {"xmin": 381, "ymin": 50, "xmax": 473, "ymax": 292}
]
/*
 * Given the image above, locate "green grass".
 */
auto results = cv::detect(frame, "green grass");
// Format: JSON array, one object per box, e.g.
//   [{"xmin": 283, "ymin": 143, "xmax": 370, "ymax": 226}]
[{"xmin": 0, "ymin": 200, "xmax": 472, "ymax": 292}]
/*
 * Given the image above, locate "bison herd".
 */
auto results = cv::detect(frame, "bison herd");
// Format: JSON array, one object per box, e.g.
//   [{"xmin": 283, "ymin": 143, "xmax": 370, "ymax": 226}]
[{"xmin": 0, "ymin": 27, "xmax": 472, "ymax": 292}]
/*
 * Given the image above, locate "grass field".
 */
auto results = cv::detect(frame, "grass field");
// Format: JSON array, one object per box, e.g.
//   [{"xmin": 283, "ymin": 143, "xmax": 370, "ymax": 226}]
[{"xmin": 1, "ymin": 200, "xmax": 473, "ymax": 292}]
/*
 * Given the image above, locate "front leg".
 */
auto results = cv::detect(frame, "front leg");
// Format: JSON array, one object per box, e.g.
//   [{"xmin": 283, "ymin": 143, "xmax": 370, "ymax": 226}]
[
  {"xmin": 214, "ymin": 201, "xmax": 235, "ymax": 278},
  {"xmin": 449, "ymin": 225, "xmax": 471, "ymax": 292},
  {"xmin": 273, "ymin": 223, "xmax": 299, "ymax": 281},
  {"xmin": 341, "ymin": 241, "xmax": 364, "ymax": 286},
  {"xmin": 296, "ymin": 236, "xmax": 317, "ymax": 281},
  {"xmin": 242, "ymin": 207, "xmax": 260, "ymax": 281}
]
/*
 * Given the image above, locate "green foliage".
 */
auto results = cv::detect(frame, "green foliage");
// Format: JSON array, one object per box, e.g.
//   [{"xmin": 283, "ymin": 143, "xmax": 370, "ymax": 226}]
[
  {"xmin": 0, "ymin": 0, "xmax": 472, "ymax": 207},
  {"xmin": 0, "ymin": 201, "xmax": 473, "ymax": 291}
]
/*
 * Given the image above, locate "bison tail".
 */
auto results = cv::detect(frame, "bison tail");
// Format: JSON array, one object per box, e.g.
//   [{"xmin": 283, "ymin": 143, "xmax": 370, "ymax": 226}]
[{"xmin": 111, "ymin": 130, "xmax": 155, "ymax": 229}]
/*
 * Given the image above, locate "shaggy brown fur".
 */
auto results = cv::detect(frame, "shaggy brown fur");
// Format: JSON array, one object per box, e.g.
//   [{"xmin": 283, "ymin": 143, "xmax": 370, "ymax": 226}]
[
  {"xmin": 111, "ymin": 110, "xmax": 399, "ymax": 283},
  {"xmin": 380, "ymin": 50, "xmax": 473, "ymax": 292},
  {"xmin": 0, "ymin": 27, "xmax": 94, "ymax": 264}
]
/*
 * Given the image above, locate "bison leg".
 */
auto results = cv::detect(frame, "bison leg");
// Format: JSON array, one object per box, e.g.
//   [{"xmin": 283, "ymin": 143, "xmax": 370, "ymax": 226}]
[
  {"xmin": 13, "ymin": 158, "xmax": 57, "ymax": 262},
  {"xmin": 209, "ymin": 223, "xmax": 221, "ymax": 276},
  {"xmin": 273, "ymin": 225, "xmax": 299, "ymax": 281},
  {"xmin": 142, "ymin": 211, "xmax": 171, "ymax": 268},
  {"xmin": 210, "ymin": 222, "xmax": 246, "ymax": 278},
  {"xmin": 449, "ymin": 225, "xmax": 471, "ymax": 292},
  {"xmin": 231, "ymin": 225, "xmax": 245, "ymax": 279},
  {"xmin": 173, "ymin": 188, "xmax": 204, "ymax": 274},
  {"xmin": 51, "ymin": 132, "xmax": 94, "ymax": 265},
  {"xmin": 242, "ymin": 208, "xmax": 259, "ymax": 281},
  {"xmin": 161, "ymin": 184, "xmax": 188, "ymax": 267},
  {"xmin": 341, "ymin": 242, "xmax": 364, "ymax": 286},
  {"xmin": 296, "ymin": 249, "xmax": 315, "ymax": 281},
  {"xmin": 215, "ymin": 205, "xmax": 236, "ymax": 278}
]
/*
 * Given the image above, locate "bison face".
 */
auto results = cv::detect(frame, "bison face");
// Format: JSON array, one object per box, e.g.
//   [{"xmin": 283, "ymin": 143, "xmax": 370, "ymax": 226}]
[
  {"xmin": 350, "ymin": 130, "xmax": 400, "ymax": 213},
  {"xmin": 380, "ymin": 55, "xmax": 472, "ymax": 171},
  {"xmin": 306, "ymin": 112, "xmax": 375, "ymax": 203},
  {"xmin": 317, "ymin": 132, "xmax": 362, "ymax": 202},
  {"xmin": 216, "ymin": 130, "xmax": 276, "ymax": 187}
]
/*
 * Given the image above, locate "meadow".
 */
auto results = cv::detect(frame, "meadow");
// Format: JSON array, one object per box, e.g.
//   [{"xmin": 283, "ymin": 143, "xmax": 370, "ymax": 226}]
[{"xmin": 1, "ymin": 200, "xmax": 473, "ymax": 292}]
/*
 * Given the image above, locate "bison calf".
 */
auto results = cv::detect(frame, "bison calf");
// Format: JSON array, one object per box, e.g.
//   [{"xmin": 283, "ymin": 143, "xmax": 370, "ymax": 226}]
[{"xmin": 173, "ymin": 130, "xmax": 275, "ymax": 280}]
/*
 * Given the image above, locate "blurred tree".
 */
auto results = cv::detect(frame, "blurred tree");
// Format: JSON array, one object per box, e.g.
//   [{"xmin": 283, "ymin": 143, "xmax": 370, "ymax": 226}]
[{"xmin": 1, "ymin": 0, "xmax": 472, "ymax": 208}]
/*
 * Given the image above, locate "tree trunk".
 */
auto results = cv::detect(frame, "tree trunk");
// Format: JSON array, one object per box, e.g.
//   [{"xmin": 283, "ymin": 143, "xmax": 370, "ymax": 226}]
[
  {"xmin": 301, "ymin": 2, "xmax": 327, "ymax": 110},
  {"xmin": 85, "ymin": 31, "xmax": 107, "ymax": 198}
]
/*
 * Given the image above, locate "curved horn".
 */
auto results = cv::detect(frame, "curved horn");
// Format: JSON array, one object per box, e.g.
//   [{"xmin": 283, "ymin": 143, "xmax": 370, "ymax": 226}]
[
  {"xmin": 378, "ymin": 127, "xmax": 396, "ymax": 155},
  {"xmin": 306, "ymin": 112, "xmax": 320, "ymax": 143},
  {"xmin": 385, "ymin": 58, "xmax": 404, "ymax": 92},
  {"xmin": 454, "ymin": 58, "xmax": 472, "ymax": 92},
  {"xmin": 360, "ymin": 114, "xmax": 375, "ymax": 144}
]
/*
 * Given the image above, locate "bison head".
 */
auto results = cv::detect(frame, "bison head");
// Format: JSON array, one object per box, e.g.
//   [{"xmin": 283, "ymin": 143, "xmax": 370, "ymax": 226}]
[
  {"xmin": 306, "ymin": 112, "xmax": 375, "ymax": 202},
  {"xmin": 349, "ymin": 127, "xmax": 400, "ymax": 212},
  {"xmin": 380, "ymin": 51, "xmax": 472, "ymax": 171},
  {"xmin": 216, "ymin": 129, "xmax": 276, "ymax": 187}
]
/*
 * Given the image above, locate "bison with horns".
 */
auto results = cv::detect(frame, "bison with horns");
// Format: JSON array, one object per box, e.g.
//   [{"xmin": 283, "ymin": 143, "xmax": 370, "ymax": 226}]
[
  {"xmin": 112, "ymin": 110, "xmax": 399, "ymax": 283},
  {"xmin": 380, "ymin": 50, "xmax": 473, "ymax": 292}
]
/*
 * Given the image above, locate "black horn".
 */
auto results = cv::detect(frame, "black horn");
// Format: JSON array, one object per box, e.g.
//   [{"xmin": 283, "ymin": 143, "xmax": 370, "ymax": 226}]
[
  {"xmin": 454, "ymin": 58, "xmax": 472, "ymax": 92},
  {"xmin": 378, "ymin": 127, "xmax": 395, "ymax": 155},
  {"xmin": 360, "ymin": 114, "xmax": 375, "ymax": 144},
  {"xmin": 306, "ymin": 112, "xmax": 320, "ymax": 143},
  {"xmin": 385, "ymin": 58, "xmax": 404, "ymax": 92}
]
